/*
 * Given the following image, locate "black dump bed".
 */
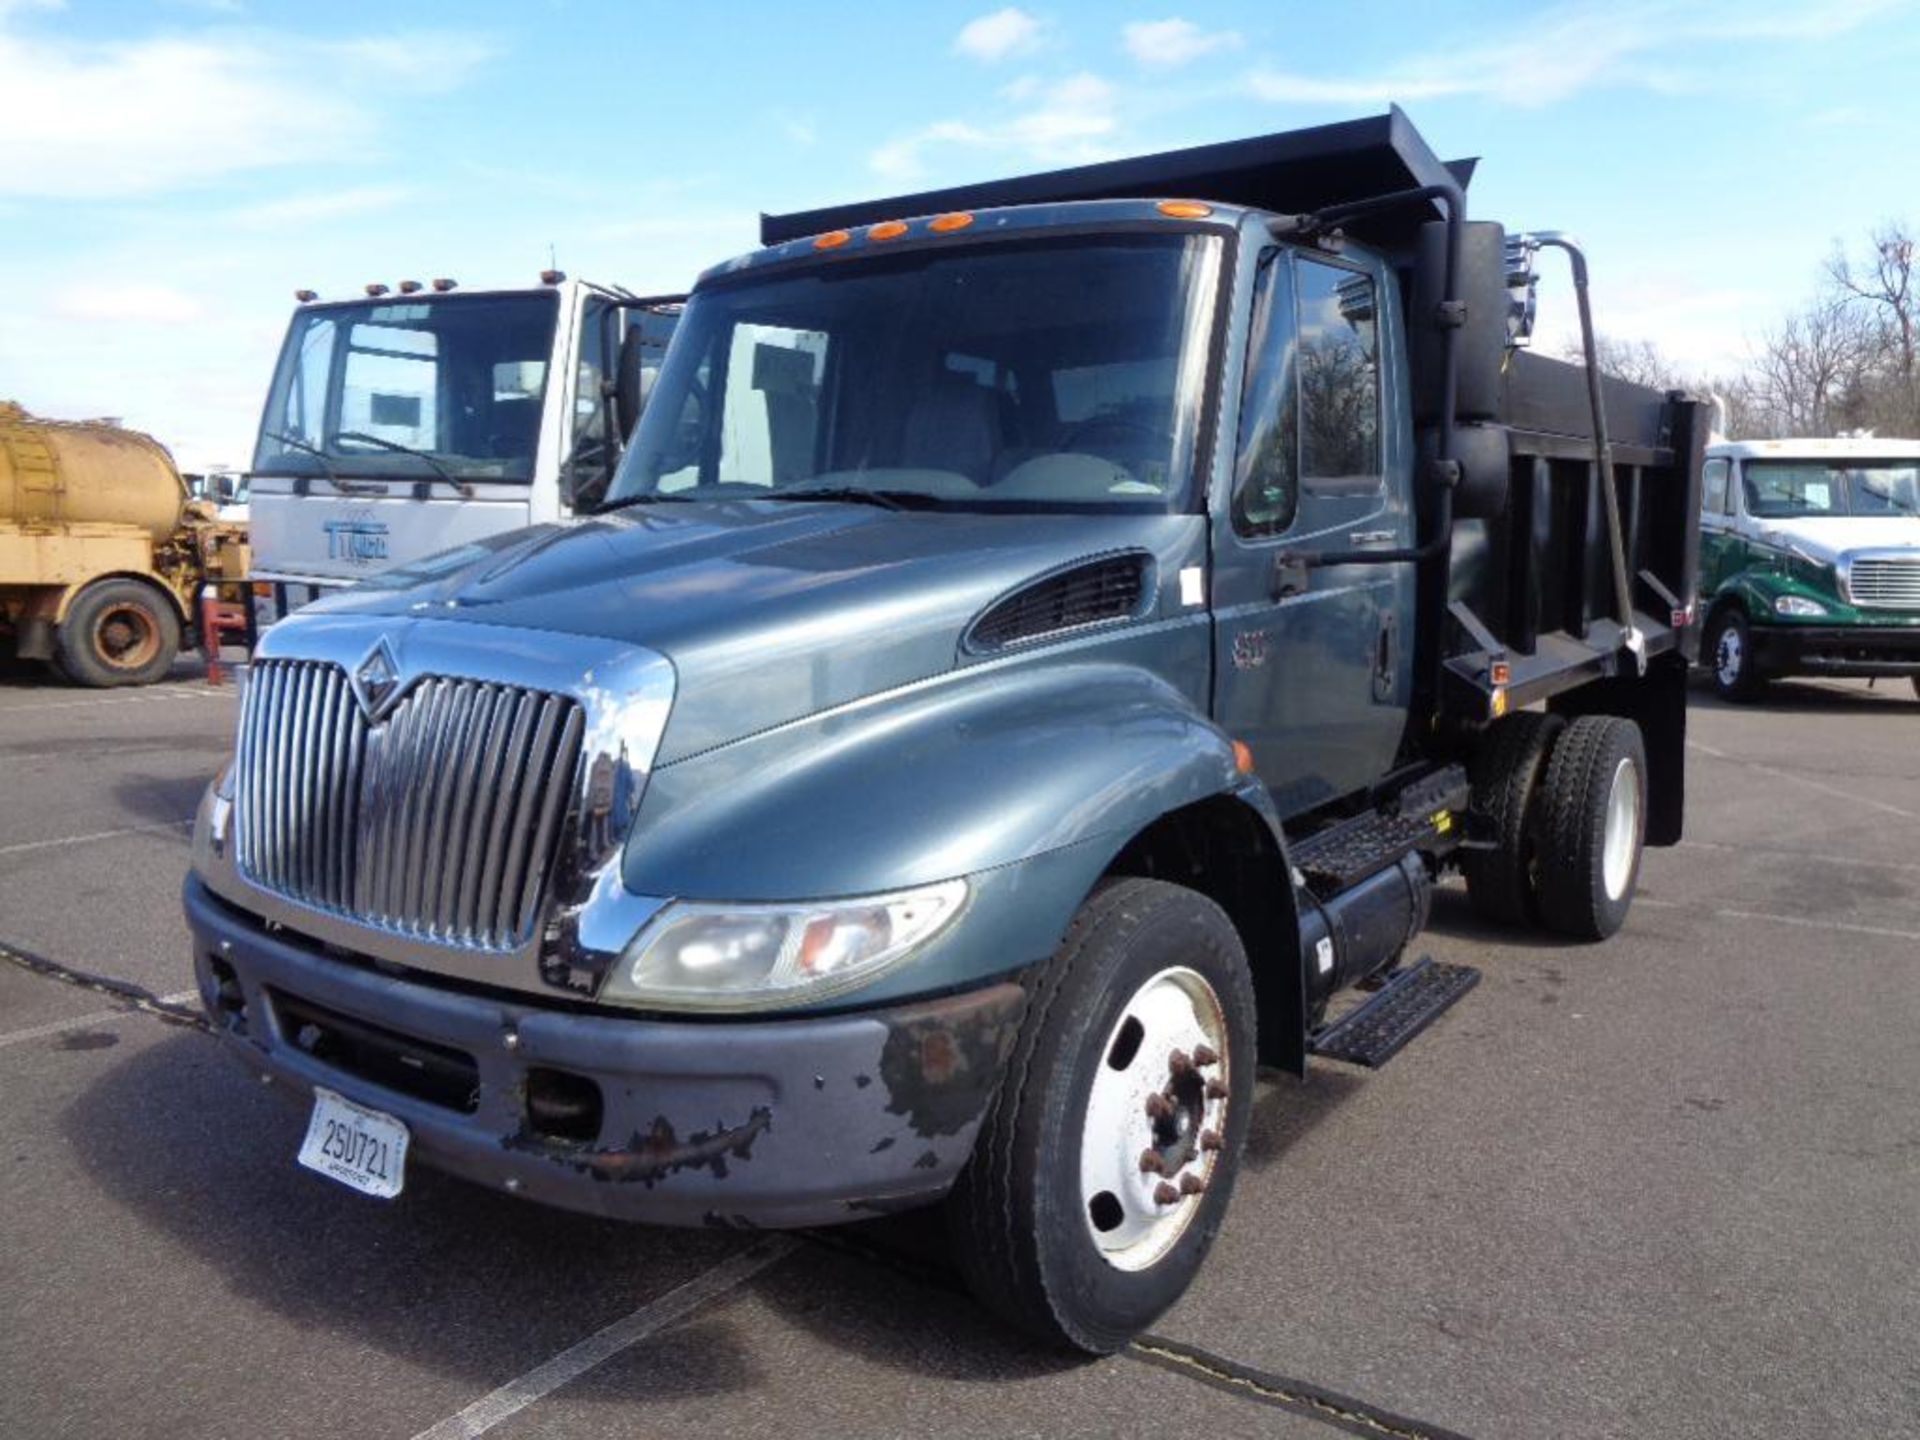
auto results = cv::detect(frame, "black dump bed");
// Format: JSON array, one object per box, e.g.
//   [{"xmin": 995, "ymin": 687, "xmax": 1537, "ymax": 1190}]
[{"xmin": 766, "ymin": 109, "xmax": 1706, "ymax": 784}]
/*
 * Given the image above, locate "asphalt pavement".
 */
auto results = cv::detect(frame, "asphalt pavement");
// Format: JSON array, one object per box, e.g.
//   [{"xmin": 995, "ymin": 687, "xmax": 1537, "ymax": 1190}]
[{"xmin": 2, "ymin": 656, "xmax": 1915, "ymax": 1439}]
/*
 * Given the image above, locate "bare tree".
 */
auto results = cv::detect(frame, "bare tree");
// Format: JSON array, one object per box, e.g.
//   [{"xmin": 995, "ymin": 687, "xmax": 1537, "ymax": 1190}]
[
  {"xmin": 1558, "ymin": 333, "xmax": 1688, "ymax": 390},
  {"xmin": 1745, "ymin": 296, "xmax": 1878, "ymax": 437},
  {"xmin": 1824, "ymin": 221, "xmax": 1918, "ymax": 433}
]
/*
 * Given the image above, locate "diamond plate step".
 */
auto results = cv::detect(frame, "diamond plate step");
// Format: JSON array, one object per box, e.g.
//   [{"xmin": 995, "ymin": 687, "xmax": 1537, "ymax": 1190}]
[{"xmin": 1307, "ymin": 957, "xmax": 1481, "ymax": 1068}]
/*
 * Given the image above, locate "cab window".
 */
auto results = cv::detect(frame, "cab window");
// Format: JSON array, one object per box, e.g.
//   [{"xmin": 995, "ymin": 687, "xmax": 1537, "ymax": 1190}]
[
  {"xmin": 1702, "ymin": 457, "xmax": 1730, "ymax": 514},
  {"xmin": 1231, "ymin": 251, "xmax": 1299, "ymax": 536},
  {"xmin": 1295, "ymin": 256, "xmax": 1381, "ymax": 496}
]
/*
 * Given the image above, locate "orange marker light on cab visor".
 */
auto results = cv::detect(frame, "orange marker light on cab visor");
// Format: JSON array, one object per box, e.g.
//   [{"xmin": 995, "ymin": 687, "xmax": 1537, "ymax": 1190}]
[
  {"xmin": 1232, "ymin": 740, "xmax": 1256, "ymax": 775},
  {"xmin": 867, "ymin": 220, "xmax": 910, "ymax": 242},
  {"xmin": 929, "ymin": 212, "xmax": 974, "ymax": 233},
  {"xmin": 813, "ymin": 229, "xmax": 853, "ymax": 250},
  {"xmin": 1157, "ymin": 200, "xmax": 1213, "ymax": 219}
]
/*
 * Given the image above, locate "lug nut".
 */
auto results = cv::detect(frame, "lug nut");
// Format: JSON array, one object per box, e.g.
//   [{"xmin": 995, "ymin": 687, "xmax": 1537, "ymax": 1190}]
[
  {"xmin": 1205, "ymin": 1079, "xmax": 1228, "ymax": 1101},
  {"xmin": 1200, "ymin": 1129, "xmax": 1223, "ymax": 1152},
  {"xmin": 504, "ymin": 1177, "xmax": 522, "ymax": 1194},
  {"xmin": 1145, "ymin": 1093, "xmax": 1174, "ymax": 1121},
  {"xmin": 1139, "ymin": 1150, "xmax": 1167, "ymax": 1175},
  {"xmin": 1179, "ymin": 1172, "xmax": 1206, "ymax": 1197},
  {"xmin": 503, "ymin": 1030, "xmax": 521, "ymax": 1053},
  {"xmin": 1193, "ymin": 1044, "xmax": 1219, "ymax": 1067},
  {"xmin": 1153, "ymin": 1181, "xmax": 1180, "ymax": 1206},
  {"xmin": 1169, "ymin": 1049, "xmax": 1193, "ymax": 1076}
]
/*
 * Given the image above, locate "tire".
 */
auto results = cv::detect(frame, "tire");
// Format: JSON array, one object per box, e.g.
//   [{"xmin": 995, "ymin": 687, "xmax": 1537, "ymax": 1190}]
[
  {"xmin": 55, "ymin": 578, "xmax": 180, "ymax": 687},
  {"xmin": 946, "ymin": 877, "xmax": 1256, "ymax": 1353},
  {"xmin": 1461, "ymin": 711, "xmax": 1565, "ymax": 927},
  {"xmin": 1705, "ymin": 608, "xmax": 1766, "ymax": 702},
  {"xmin": 1535, "ymin": 716, "xmax": 1647, "ymax": 941}
]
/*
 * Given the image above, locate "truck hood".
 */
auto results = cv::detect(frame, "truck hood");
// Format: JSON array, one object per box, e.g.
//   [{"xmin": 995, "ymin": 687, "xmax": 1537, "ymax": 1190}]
[
  {"xmin": 1754, "ymin": 515, "xmax": 1920, "ymax": 564},
  {"xmin": 308, "ymin": 501, "xmax": 1198, "ymax": 764}
]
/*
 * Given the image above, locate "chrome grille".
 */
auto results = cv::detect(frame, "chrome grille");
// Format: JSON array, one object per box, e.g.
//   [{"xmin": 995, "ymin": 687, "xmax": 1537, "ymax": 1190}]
[
  {"xmin": 1848, "ymin": 556, "xmax": 1920, "ymax": 610},
  {"xmin": 234, "ymin": 660, "xmax": 585, "ymax": 949}
]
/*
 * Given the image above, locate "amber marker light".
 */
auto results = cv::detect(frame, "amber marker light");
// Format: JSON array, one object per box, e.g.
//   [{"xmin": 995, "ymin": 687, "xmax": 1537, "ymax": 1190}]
[
  {"xmin": 397, "ymin": 279, "xmax": 423, "ymax": 295},
  {"xmin": 929, "ymin": 212, "xmax": 974, "ymax": 233},
  {"xmin": 1157, "ymin": 200, "xmax": 1213, "ymax": 219},
  {"xmin": 293, "ymin": 289, "xmax": 317, "ymax": 303},
  {"xmin": 813, "ymin": 229, "xmax": 853, "ymax": 250},
  {"xmin": 868, "ymin": 220, "xmax": 910, "ymax": 241},
  {"xmin": 431, "ymin": 277, "xmax": 458, "ymax": 292},
  {"xmin": 364, "ymin": 283, "xmax": 389, "ymax": 297},
  {"xmin": 1232, "ymin": 740, "xmax": 1256, "ymax": 775}
]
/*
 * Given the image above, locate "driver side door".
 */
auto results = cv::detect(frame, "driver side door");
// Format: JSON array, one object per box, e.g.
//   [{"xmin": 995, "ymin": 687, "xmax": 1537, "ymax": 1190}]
[{"xmin": 1211, "ymin": 247, "xmax": 1415, "ymax": 819}]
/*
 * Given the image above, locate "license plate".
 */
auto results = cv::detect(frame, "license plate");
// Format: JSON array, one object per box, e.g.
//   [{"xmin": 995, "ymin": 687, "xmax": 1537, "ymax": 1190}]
[{"xmin": 297, "ymin": 1086, "xmax": 409, "ymax": 1199}]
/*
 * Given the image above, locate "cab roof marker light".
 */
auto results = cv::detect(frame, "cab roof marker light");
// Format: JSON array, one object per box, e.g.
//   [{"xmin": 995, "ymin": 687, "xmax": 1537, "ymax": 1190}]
[
  {"xmin": 867, "ymin": 220, "xmax": 910, "ymax": 242},
  {"xmin": 431, "ymin": 277, "xmax": 458, "ymax": 292},
  {"xmin": 929, "ymin": 212, "xmax": 974, "ymax": 233},
  {"xmin": 364, "ymin": 283, "xmax": 389, "ymax": 297},
  {"xmin": 813, "ymin": 229, "xmax": 853, "ymax": 250},
  {"xmin": 540, "ymin": 268, "xmax": 566, "ymax": 285},
  {"xmin": 1156, "ymin": 200, "xmax": 1213, "ymax": 219},
  {"xmin": 294, "ymin": 288, "xmax": 318, "ymax": 303},
  {"xmin": 397, "ymin": 279, "xmax": 423, "ymax": 295}
]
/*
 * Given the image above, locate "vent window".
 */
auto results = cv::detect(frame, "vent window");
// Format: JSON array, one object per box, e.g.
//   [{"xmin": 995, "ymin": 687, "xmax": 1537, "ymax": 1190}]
[{"xmin": 968, "ymin": 555, "xmax": 1148, "ymax": 650}]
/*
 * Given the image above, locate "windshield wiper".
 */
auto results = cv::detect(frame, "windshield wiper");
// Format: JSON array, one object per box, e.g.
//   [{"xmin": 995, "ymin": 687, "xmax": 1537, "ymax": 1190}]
[
  {"xmin": 597, "ymin": 491, "xmax": 705, "ymax": 512},
  {"xmin": 262, "ymin": 431, "xmax": 384, "ymax": 496},
  {"xmin": 336, "ymin": 431, "xmax": 476, "ymax": 499},
  {"xmin": 763, "ymin": 485, "xmax": 933, "ymax": 512}
]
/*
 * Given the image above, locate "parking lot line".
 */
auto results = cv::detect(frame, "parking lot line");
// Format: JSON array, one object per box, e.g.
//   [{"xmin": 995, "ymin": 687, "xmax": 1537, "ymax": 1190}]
[
  {"xmin": 0, "ymin": 991, "xmax": 198, "ymax": 1050},
  {"xmin": 1676, "ymin": 839, "xmax": 1920, "ymax": 875},
  {"xmin": 0, "ymin": 687, "xmax": 231, "ymax": 716},
  {"xmin": 0, "ymin": 820, "xmax": 193, "ymax": 859},
  {"xmin": 407, "ymin": 1237, "xmax": 799, "ymax": 1440},
  {"xmin": 1637, "ymin": 895, "xmax": 1920, "ymax": 943},
  {"xmin": 1687, "ymin": 739, "xmax": 1919, "ymax": 820}
]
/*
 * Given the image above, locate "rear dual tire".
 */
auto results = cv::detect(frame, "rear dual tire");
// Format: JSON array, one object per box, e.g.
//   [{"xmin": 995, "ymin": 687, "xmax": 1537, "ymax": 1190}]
[
  {"xmin": 947, "ymin": 877, "xmax": 1255, "ymax": 1354},
  {"xmin": 1464, "ymin": 711, "xmax": 1647, "ymax": 941},
  {"xmin": 55, "ymin": 578, "xmax": 180, "ymax": 687}
]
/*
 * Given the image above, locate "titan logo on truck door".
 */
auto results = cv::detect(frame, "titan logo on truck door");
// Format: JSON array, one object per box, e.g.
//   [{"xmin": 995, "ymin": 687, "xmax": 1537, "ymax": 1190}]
[{"xmin": 323, "ymin": 512, "xmax": 391, "ymax": 564}]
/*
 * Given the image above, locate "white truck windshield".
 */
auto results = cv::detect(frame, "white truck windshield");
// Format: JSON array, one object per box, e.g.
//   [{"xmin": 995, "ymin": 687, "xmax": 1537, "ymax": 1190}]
[{"xmin": 253, "ymin": 293, "xmax": 561, "ymax": 484}]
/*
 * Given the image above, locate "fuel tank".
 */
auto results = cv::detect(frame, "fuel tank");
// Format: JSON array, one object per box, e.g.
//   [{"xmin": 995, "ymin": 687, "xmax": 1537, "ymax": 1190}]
[{"xmin": 0, "ymin": 402, "xmax": 188, "ymax": 541}]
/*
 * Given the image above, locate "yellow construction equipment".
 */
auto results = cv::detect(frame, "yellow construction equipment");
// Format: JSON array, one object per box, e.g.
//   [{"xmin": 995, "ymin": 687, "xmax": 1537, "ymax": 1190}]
[{"xmin": 1, "ymin": 402, "xmax": 250, "ymax": 686}]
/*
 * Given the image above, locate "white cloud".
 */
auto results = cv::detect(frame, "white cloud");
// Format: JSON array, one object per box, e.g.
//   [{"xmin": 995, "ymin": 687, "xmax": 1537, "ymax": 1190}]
[
  {"xmin": 870, "ymin": 71, "xmax": 1116, "ymax": 180},
  {"xmin": 231, "ymin": 185, "xmax": 411, "ymax": 230},
  {"xmin": 1243, "ymin": 0, "xmax": 1903, "ymax": 109},
  {"xmin": 53, "ymin": 283, "xmax": 203, "ymax": 325},
  {"xmin": 1122, "ymin": 18, "xmax": 1241, "ymax": 69},
  {"xmin": 954, "ymin": 7, "xmax": 1046, "ymax": 63},
  {"xmin": 0, "ymin": 24, "xmax": 492, "ymax": 199}
]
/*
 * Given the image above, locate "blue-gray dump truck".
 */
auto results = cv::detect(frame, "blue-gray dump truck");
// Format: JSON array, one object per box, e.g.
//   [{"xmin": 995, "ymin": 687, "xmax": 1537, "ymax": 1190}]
[{"xmin": 186, "ymin": 110, "xmax": 1707, "ymax": 1351}]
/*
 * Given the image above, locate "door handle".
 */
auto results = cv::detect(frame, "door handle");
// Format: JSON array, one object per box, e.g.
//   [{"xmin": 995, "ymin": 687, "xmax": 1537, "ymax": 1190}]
[{"xmin": 1349, "ymin": 529, "xmax": 1396, "ymax": 549}]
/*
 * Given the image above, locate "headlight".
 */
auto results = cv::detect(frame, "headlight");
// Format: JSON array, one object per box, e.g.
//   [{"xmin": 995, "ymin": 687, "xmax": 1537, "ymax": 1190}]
[
  {"xmin": 603, "ymin": 879, "xmax": 968, "ymax": 1011},
  {"xmin": 1773, "ymin": 594, "xmax": 1828, "ymax": 616}
]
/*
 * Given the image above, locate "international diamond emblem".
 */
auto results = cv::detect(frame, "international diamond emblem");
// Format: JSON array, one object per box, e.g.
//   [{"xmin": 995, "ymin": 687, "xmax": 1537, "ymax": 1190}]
[{"xmin": 352, "ymin": 638, "xmax": 401, "ymax": 719}]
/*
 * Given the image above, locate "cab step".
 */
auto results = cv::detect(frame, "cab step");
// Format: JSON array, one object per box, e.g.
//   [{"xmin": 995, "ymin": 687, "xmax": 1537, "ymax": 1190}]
[
  {"xmin": 1288, "ymin": 765, "xmax": 1468, "ymax": 896},
  {"xmin": 1306, "ymin": 957, "xmax": 1481, "ymax": 1068}
]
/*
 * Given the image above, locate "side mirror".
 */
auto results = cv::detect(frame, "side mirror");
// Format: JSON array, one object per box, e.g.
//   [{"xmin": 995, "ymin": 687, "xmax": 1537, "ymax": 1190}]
[{"xmin": 613, "ymin": 327, "xmax": 654, "ymax": 442}]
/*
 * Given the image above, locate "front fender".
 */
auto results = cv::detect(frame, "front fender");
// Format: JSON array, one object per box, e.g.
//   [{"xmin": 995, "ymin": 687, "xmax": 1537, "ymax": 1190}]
[{"xmin": 627, "ymin": 658, "xmax": 1240, "ymax": 902}]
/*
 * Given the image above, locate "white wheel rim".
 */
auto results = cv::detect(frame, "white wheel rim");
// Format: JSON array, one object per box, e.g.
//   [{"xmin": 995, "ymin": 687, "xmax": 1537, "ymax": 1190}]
[
  {"xmin": 1715, "ymin": 627, "xmax": 1743, "ymax": 687},
  {"xmin": 1078, "ymin": 965, "xmax": 1229, "ymax": 1272},
  {"xmin": 1602, "ymin": 756, "xmax": 1641, "ymax": 901}
]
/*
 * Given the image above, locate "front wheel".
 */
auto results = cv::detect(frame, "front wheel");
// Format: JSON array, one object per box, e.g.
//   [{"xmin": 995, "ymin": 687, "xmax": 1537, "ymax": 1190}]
[
  {"xmin": 947, "ymin": 877, "xmax": 1256, "ymax": 1353},
  {"xmin": 1705, "ymin": 608, "xmax": 1766, "ymax": 702}
]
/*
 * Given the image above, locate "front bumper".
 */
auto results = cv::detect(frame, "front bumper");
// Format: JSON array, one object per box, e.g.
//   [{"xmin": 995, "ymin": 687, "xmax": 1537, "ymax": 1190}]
[
  {"xmin": 184, "ymin": 876, "xmax": 1026, "ymax": 1228},
  {"xmin": 1748, "ymin": 624, "xmax": 1920, "ymax": 679}
]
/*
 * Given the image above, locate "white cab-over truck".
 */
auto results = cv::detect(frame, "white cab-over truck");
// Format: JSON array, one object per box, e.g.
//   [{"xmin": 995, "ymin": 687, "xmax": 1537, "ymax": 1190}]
[{"xmin": 247, "ymin": 275, "xmax": 679, "ymax": 623}]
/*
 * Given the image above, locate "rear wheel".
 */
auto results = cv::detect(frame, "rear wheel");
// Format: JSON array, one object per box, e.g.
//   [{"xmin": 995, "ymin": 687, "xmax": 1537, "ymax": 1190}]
[
  {"xmin": 1462, "ymin": 711, "xmax": 1564, "ymax": 926},
  {"xmin": 1535, "ymin": 716, "xmax": 1647, "ymax": 940},
  {"xmin": 947, "ymin": 877, "xmax": 1255, "ymax": 1353},
  {"xmin": 56, "ymin": 578, "xmax": 180, "ymax": 687},
  {"xmin": 1705, "ymin": 608, "xmax": 1766, "ymax": 702}
]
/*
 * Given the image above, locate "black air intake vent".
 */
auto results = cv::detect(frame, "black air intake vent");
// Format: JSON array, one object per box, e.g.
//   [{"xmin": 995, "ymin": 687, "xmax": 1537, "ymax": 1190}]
[{"xmin": 967, "ymin": 553, "xmax": 1150, "ymax": 650}]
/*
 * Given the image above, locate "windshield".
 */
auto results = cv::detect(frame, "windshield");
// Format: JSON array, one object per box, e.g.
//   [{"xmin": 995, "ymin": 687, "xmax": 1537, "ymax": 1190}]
[
  {"xmin": 252, "ymin": 293, "xmax": 560, "ymax": 483},
  {"xmin": 1742, "ymin": 460, "xmax": 1920, "ymax": 519},
  {"xmin": 608, "ymin": 232, "xmax": 1222, "ymax": 512}
]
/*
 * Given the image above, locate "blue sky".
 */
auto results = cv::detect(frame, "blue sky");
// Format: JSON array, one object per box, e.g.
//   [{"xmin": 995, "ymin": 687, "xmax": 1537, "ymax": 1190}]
[{"xmin": 2, "ymin": 0, "xmax": 1916, "ymax": 469}]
